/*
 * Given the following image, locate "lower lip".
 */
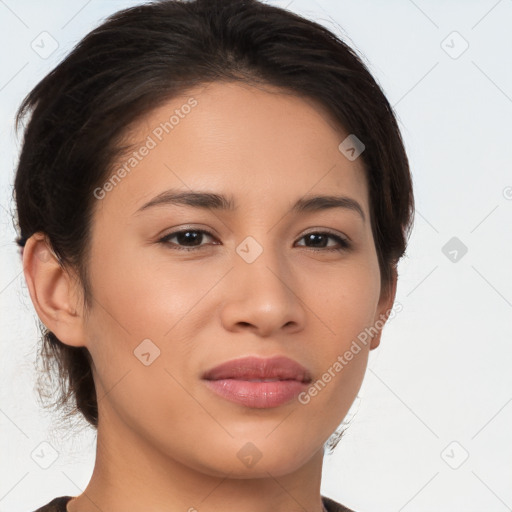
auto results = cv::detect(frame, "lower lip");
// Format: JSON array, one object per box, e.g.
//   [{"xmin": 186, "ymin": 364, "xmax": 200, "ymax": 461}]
[{"xmin": 203, "ymin": 379, "xmax": 308, "ymax": 408}]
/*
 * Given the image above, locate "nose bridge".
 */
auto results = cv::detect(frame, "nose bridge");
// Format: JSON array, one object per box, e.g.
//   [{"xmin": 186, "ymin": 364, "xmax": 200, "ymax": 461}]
[
  {"xmin": 221, "ymin": 232, "xmax": 305, "ymax": 335},
  {"xmin": 235, "ymin": 233, "xmax": 289, "ymax": 294}
]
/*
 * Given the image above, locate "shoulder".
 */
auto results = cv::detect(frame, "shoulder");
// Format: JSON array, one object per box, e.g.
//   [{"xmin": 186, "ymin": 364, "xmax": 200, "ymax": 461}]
[
  {"xmin": 322, "ymin": 495, "xmax": 358, "ymax": 512},
  {"xmin": 30, "ymin": 496, "xmax": 72, "ymax": 512}
]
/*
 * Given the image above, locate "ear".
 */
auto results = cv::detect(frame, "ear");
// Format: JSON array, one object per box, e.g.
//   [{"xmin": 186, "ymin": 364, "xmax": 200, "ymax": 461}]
[
  {"xmin": 369, "ymin": 267, "xmax": 398, "ymax": 351},
  {"xmin": 22, "ymin": 232, "xmax": 86, "ymax": 348}
]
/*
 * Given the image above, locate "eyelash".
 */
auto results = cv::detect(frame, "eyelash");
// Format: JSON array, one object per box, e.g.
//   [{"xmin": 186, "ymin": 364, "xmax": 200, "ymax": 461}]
[{"xmin": 158, "ymin": 228, "xmax": 351, "ymax": 253}]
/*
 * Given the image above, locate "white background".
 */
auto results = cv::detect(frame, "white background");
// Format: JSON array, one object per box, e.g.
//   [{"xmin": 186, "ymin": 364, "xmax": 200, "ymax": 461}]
[{"xmin": 1, "ymin": 1, "xmax": 511, "ymax": 511}]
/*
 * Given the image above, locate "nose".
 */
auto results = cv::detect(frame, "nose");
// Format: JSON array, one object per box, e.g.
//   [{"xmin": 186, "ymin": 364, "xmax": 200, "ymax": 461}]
[{"xmin": 219, "ymin": 241, "xmax": 307, "ymax": 338}]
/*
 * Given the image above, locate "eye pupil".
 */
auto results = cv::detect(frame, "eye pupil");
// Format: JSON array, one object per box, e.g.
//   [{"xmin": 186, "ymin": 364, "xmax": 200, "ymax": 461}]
[
  {"xmin": 177, "ymin": 230, "xmax": 201, "ymax": 246},
  {"xmin": 306, "ymin": 233, "xmax": 327, "ymax": 248}
]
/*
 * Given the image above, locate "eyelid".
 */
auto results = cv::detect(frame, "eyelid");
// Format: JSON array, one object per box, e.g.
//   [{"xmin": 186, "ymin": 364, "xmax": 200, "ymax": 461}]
[
  {"xmin": 159, "ymin": 225, "xmax": 350, "ymax": 241},
  {"xmin": 158, "ymin": 224, "xmax": 219, "ymax": 240},
  {"xmin": 158, "ymin": 227, "xmax": 218, "ymax": 244},
  {"xmin": 301, "ymin": 227, "xmax": 351, "ymax": 242}
]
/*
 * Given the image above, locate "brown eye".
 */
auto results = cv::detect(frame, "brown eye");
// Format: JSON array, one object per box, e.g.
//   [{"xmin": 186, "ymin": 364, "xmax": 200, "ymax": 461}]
[
  {"xmin": 159, "ymin": 229, "xmax": 217, "ymax": 251},
  {"xmin": 296, "ymin": 232, "xmax": 351, "ymax": 252}
]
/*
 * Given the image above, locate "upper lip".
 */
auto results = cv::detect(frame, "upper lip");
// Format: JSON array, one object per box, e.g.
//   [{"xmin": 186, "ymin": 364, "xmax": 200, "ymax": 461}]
[{"xmin": 202, "ymin": 356, "xmax": 312, "ymax": 383}]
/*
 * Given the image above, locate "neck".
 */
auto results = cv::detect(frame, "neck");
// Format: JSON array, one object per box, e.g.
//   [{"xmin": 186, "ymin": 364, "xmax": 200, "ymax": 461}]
[{"xmin": 67, "ymin": 410, "xmax": 327, "ymax": 512}]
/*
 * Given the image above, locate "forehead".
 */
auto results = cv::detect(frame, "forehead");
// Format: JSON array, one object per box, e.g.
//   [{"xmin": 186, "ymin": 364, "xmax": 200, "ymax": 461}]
[{"xmin": 96, "ymin": 80, "xmax": 369, "ymax": 219}]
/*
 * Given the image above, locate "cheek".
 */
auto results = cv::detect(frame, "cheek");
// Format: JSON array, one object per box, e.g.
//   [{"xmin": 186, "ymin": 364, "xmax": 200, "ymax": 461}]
[
  {"xmin": 306, "ymin": 257, "xmax": 381, "ymax": 394},
  {"xmin": 319, "ymin": 259, "xmax": 381, "ymax": 340},
  {"xmin": 83, "ymin": 241, "xmax": 221, "ymax": 400},
  {"xmin": 87, "ymin": 237, "xmax": 207, "ymax": 339}
]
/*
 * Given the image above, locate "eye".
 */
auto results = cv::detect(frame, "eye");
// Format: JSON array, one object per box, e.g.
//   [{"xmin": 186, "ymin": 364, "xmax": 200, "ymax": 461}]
[
  {"xmin": 158, "ymin": 228, "xmax": 351, "ymax": 252},
  {"xmin": 295, "ymin": 231, "xmax": 351, "ymax": 252},
  {"xmin": 158, "ymin": 228, "xmax": 218, "ymax": 251}
]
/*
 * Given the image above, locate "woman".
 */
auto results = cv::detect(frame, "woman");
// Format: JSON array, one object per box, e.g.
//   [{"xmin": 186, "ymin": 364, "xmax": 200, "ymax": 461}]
[{"xmin": 14, "ymin": 0, "xmax": 414, "ymax": 510}]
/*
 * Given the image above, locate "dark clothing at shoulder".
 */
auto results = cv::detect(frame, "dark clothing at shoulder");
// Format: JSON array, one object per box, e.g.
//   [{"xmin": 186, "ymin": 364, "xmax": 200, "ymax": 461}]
[
  {"xmin": 31, "ymin": 494, "xmax": 356, "ymax": 512},
  {"xmin": 323, "ymin": 495, "xmax": 357, "ymax": 512},
  {"xmin": 32, "ymin": 496, "xmax": 72, "ymax": 512}
]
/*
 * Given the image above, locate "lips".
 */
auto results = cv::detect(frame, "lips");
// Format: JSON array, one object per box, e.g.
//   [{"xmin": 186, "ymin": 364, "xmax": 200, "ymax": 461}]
[
  {"xmin": 202, "ymin": 356, "xmax": 312, "ymax": 408},
  {"xmin": 202, "ymin": 355, "xmax": 312, "ymax": 383}
]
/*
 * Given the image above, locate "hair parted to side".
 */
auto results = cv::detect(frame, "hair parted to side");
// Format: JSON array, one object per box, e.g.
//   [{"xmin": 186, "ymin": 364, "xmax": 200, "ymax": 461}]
[{"xmin": 13, "ymin": 0, "xmax": 414, "ymax": 433}]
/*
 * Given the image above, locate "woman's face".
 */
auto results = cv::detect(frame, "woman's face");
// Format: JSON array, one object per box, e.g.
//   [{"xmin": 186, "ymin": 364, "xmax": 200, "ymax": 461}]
[{"xmin": 79, "ymin": 81, "xmax": 395, "ymax": 477}]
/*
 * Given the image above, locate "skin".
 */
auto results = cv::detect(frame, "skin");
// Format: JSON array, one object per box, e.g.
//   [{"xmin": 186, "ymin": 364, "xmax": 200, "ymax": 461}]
[{"xmin": 23, "ymin": 81, "xmax": 397, "ymax": 512}]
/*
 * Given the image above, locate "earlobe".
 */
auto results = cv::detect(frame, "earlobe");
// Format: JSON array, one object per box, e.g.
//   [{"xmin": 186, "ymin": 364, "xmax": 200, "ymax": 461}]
[
  {"xmin": 22, "ymin": 232, "xmax": 86, "ymax": 348},
  {"xmin": 370, "ymin": 268, "xmax": 398, "ymax": 351}
]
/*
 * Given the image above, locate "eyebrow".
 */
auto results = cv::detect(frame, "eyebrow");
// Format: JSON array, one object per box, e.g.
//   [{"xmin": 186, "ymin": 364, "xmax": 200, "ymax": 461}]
[{"xmin": 135, "ymin": 189, "xmax": 366, "ymax": 222}]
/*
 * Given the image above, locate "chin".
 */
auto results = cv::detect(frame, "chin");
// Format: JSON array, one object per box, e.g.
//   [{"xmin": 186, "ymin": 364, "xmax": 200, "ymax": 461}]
[{"xmin": 190, "ymin": 435, "xmax": 322, "ymax": 479}]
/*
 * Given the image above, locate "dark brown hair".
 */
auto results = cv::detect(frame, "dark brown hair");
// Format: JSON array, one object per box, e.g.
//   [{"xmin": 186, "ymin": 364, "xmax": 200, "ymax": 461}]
[{"xmin": 13, "ymin": 0, "xmax": 414, "ymax": 430}]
